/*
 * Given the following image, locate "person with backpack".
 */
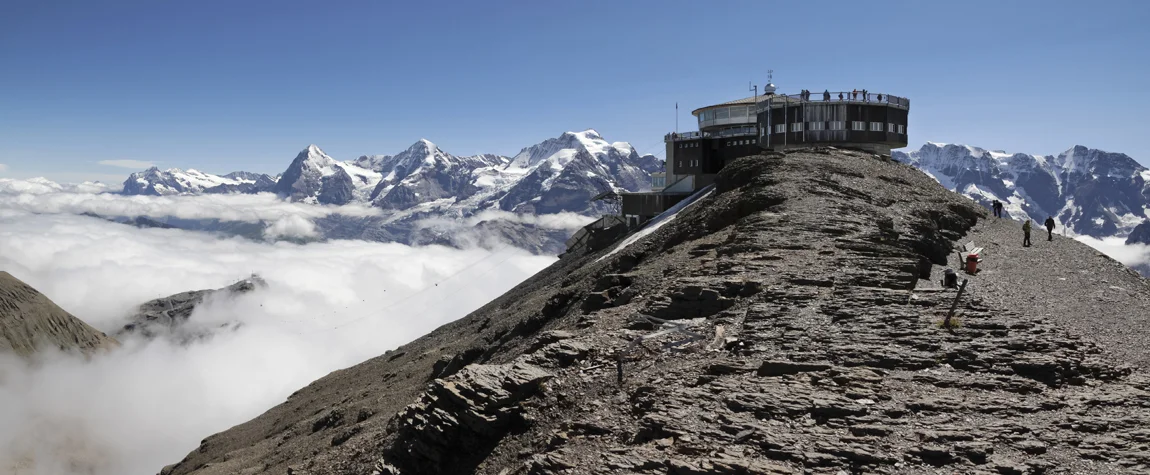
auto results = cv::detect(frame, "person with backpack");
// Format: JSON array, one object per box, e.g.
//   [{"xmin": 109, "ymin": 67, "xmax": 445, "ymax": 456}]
[
  {"xmin": 1044, "ymin": 216, "xmax": 1056, "ymax": 241},
  {"xmin": 1022, "ymin": 219, "xmax": 1033, "ymax": 247}
]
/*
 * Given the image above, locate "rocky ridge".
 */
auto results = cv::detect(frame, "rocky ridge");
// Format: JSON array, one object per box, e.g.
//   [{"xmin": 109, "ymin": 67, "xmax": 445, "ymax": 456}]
[
  {"xmin": 161, "ymin": 148, "xmax": 1150, "ymax": 474},
  {"xmin": 0, "ymin": 271, "xmax": 119, "ymax": 357},
  {"xmin": 117, "ymin": 275, "xmax": 267, "ymax": 343}
]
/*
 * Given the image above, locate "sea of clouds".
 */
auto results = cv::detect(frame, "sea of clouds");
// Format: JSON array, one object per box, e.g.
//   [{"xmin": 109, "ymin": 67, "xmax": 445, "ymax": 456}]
[
  {"xmin": 0, "ymin": 181, "xmax": 556, "ymax": 474},
  {"xmin": 2, "ymin": 174, "xmax": 1149, "ymax": 474}
]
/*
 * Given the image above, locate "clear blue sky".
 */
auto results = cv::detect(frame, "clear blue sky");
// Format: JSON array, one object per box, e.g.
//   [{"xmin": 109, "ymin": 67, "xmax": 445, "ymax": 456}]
[{"xmin": 2, "ymin": 0, "xmax": 1147, "ymax": 182}]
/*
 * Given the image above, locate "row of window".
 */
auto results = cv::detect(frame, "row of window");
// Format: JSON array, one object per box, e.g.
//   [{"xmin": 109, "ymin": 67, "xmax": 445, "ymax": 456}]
[
  {"xmin": 726, "ymin": 138, "xmax": 757, "ymax": 146},
  {"xmin": 677, "ymin": 138, "xmax": 759, "ymax": 149},
  {"xmin": 697, "ymin": 105, "xmax": 754, "ymax": 122},
  {"xmin": 769, "ymin": 122, "xmax": 906, "ymax": 134}
]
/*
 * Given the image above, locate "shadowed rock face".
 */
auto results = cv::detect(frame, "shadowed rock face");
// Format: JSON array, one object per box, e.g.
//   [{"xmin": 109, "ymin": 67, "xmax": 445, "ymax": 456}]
[
  {"xmin": 0, "ymin": 271, "xmax": 118, "ymax": 357},
  {"xmin": 1127, "ymin": 220, "xmax": 1150, "ymax": 245},
  {"xmin": 163, "ymin": 148, "xmax": 1150, "ymax": 475}
]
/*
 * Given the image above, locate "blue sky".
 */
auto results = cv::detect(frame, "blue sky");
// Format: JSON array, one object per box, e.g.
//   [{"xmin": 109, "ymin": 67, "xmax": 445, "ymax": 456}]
[{"xmin": 1, "ymin": 0, "xmax": 1147, "ymax": 182}]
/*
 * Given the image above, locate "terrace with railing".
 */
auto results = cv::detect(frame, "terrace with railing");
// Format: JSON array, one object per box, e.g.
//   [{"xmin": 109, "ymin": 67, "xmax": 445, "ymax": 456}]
[
  {"xmin": 665, "ymin": 125, "xmax": 758, "ymax": 142},
  {"xmin": 759, "ymin": 92, "xmax": 910, "ymax": 110}
]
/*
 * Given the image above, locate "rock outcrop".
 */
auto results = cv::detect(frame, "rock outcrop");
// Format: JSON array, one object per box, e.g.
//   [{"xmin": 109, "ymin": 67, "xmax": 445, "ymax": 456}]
[
  {"xmin": 0, "ymin": 271, "xmax": 118, "ymax": 357},
  {"xmin": 161, "ymin": 148, "xmax": 1150, "ymax": 475},
  {"xmin": 117, "ymin": 275, "xmax": 266, "ymax": 343}
]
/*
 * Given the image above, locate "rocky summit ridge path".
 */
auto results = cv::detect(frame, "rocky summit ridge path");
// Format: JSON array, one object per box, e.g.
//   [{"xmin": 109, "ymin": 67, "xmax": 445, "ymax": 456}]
[{"xmin": 162, "ymin": 148, "xmax": 1150, "ymax": 475}]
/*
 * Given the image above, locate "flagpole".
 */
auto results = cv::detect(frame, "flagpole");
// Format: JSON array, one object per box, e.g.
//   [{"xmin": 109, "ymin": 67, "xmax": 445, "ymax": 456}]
[{"xmin": 675, "ymin": 102, "xmax": 678, "ymax": 134}]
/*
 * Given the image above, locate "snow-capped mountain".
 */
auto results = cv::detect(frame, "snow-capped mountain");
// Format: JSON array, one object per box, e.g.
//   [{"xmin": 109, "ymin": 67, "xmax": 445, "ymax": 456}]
[
  {"xmin": 366, "ymin": 139, "xmax": 507, "ymax": 210},
  {"xmin": 272, "ymin": 144, "xmax": 383, "ymax": 205},
  {"xmin": 495, "ymin": 130, "xmax": 662, "ymax": 214},
  {"xmin": 123, "ymin": 167, "xmax": 279, "ymax": 196},
  {"xmin": 112, "ymin": 130, "xmax": 662, "ymax": 254},
  {"xmin": 894, "ymin": 143, "xmax": 1150, "ymax": 239}
]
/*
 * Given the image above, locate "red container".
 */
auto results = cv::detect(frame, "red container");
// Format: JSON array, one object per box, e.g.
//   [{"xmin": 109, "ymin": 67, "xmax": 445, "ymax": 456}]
[{"xmin": 965, "ymin": 253, "xmax": 980, "ymax": 274}]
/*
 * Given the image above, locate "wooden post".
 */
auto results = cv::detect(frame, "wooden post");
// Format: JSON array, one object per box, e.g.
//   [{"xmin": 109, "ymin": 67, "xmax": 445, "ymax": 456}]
[
  {"xmin": 944, "ymin": 278, "xmax": 968, "ymax": 330},
  {"xmin": 615, "ymin": 350, "xmax": 624, "ymax": 386}
]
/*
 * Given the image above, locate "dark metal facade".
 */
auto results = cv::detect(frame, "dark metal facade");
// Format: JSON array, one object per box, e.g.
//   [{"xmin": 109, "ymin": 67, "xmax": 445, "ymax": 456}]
[
  {"xmin": 759, "ymin": 102, "xmax": 908, "ymax": 149},
  {"xmin": 669, "ymin": 137, "xmax": 761, "ymax": 175},
  {"xmin": 620, "ymin": 192, "xmax": 691, "ymax": 219}
]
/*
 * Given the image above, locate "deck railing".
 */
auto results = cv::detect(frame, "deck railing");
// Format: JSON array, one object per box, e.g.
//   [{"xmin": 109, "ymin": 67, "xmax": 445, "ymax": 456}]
[
  {"xmin": 665, "ymin": 127, "xmax": 757, "ymax": 142},
  {"xmin": 762, "ymin": 92, "xmax": 909, "ymax": 109}
]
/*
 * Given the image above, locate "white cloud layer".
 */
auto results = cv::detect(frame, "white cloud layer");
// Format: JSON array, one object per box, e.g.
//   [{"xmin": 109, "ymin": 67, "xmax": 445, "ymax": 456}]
[
  {"xmin": 0, "ymin": 211, "xmax": 555, "ymax": 475},
  {"xmin": 0, "ymin": 178, "xmax": 116, "ymax": 195},
  {"xmin": 97, "ymin": 159, "xmax": 156, "ymax": 169},
  {"xmin": 1075, "ymin": 235, "xmax": 1150, "ymax": 271},
  {"xmin": 0, "ymin": 183, "xmax": 380, "ymax": 224}
]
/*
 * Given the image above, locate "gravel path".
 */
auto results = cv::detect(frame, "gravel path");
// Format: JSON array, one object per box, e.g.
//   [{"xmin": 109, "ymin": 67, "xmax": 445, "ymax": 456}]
[{"xmin": 929, "ymin": 216, "xmax": 1150, "ymax": 369}]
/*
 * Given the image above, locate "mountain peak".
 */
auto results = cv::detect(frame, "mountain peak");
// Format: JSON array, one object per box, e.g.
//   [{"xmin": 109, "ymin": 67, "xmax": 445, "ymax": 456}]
[
  {"xmin": 293, "ymin": 144, "xmax": 336, "ymax": 166},
  {"xmin": 407, "ymin": 139, "xmax": 439, "ymax": 153},
  {"xmin": 567, "ymin": 129, "xmax": 602, "ymax": 140}
]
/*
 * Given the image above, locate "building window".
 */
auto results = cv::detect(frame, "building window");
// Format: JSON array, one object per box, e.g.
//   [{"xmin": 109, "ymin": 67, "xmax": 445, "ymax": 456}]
[
  {"xmin": 774, "ymin": 124, "xmax": 786, "ymax": 133},
  {"xmin": 717, "ymin": 108, "xmax": 729, "ymax": 120},
  {"xmin": 870, "ymin": 122, "xmax": 883, "ymax": 131},
  {"xmin": 852, "ymin": 121, "xmax": 866, "ymax": 131},
  {"xmin": 829, "ymin": 121, "xmax": 844, "ymax": 130},
  {"xmin": 808, "ymin": 121, "xmax": 825, "ymax": 131},
  {"xmin": 898, "ymin": 124, "xmax": 905, "ymax": 134},
  {"xmin": 790, "ymin": 122, "xmax": 803, "ymax": 132},
  {"xmin": 888, "ymin": 123, "xmax": 895, "ymax": 133}
]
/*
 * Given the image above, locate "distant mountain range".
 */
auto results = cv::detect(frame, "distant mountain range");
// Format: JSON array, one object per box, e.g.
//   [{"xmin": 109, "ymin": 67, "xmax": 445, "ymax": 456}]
[
  {"xmin": 894, "ymin": 143, "xmax": 1150, "ymax": 244},
  {"xmin": 114, "ymin": 130, "xmax": 662, "ymax": 253},
  {"xmin": 16, "ymin": 137, "xmax": 1150, "ymax": 255}
]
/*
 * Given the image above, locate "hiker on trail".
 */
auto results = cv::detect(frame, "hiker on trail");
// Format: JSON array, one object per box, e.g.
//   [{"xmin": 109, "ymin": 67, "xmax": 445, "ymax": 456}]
[
  {"xmin": 1045, "ymin": 216, "xmax": 1056, "ymax": 241},
  {"xmin": 992, "ymin": 200, "xmax": 1003, "ymax": 218},
  {"xmin": 1022, "ymin": 219, "xmax": 1033, "ymax": 247}
]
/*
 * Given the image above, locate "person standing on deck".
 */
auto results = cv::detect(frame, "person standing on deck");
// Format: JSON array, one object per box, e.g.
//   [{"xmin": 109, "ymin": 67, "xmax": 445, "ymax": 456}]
[
  {"xmin": 1023, "ymin": 219, "xmax": 1033, "ymax": 247},
  {"xmin": 1044, "ymin": 216, "xmax": 1056, "ymax": 241}
]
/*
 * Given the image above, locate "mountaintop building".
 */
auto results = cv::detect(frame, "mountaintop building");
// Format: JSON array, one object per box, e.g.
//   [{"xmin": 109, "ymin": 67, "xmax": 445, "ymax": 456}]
[{"xmin": 621, "ymin": 83, "xmax": 910, "ymax": 227}]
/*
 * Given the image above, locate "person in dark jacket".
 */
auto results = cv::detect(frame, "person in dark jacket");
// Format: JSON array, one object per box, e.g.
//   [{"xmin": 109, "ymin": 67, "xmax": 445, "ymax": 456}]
[
  {"xmin": 991, "ymin": 199, "xmax": 1003, "ymax": 218},
  {"xmin": 1022, "ymin": 219, "xmax": 1032, "ymax": 247},
  {"xmin": 1044, "ymin": 216, "xmax": 1056, "ymax": 241}
]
